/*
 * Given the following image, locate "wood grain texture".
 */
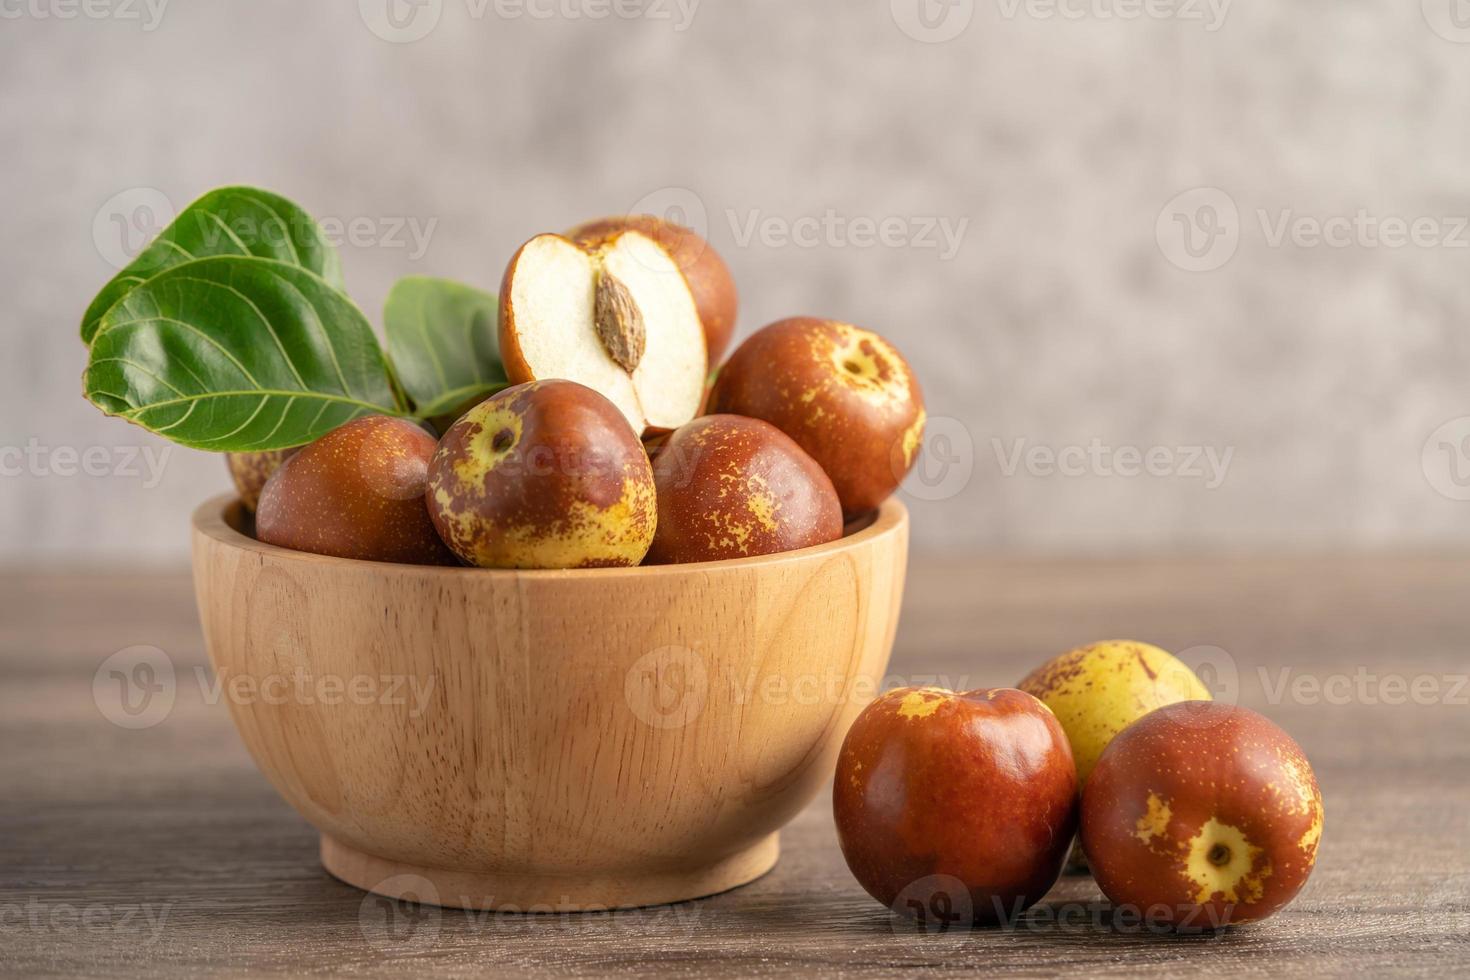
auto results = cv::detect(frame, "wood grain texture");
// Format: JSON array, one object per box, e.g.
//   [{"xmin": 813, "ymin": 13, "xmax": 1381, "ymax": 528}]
[
  {"xmin": 190, "ymin": 495, "xmax": 908, "ymax": 910},
  {"xmin": 2, "ymin": 556, "xmax": 1468, "ymax": 977}
]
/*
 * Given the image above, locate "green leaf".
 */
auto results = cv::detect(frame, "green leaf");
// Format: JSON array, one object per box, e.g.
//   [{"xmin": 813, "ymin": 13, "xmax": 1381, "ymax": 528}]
[
  {"xmin": 84, "ymin": 256, "xmax": 401, "ymax": 452},
  {"xmin": 81, "ymin": 186, "xmax": 344, "ymax": 345},
  {"xmin": 383, "ymin": 275, "xmax": 506, "ymax": 418}
]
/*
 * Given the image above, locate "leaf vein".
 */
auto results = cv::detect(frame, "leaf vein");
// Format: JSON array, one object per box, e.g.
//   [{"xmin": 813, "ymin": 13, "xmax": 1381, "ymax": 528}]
[
  {"xmin": 270, "ymin": 267, "xmax": 354, "ymax": 396},
  {"xmin": 105, "ymin": 388, "xmax": 391, "ymax": 414},
  {"xmin": 88, "ymin": 357, "xmax": 188, "ymax": 399},
  {"xmin": 244, "ymin": 394, "xmax": 296, "ymax": 449},
  {"xmin": 101, "ymin": 314, "xmax": 261, "ymax": 388},
  {"xmin": 238, "ymin": 192, "xmax": 304, "ymax": 265},
  {"xmin": 189, "ymin": 393, "xmax": 271, "ymax": 446},
  {"xmin": 152, "ymin": 399, "xmax": 199, "ymax": 434},
  {"xmin": 161, "ymin": 274, "xmax": 310, "ymax": 391},
  {"xmin": 417, "ymin": 289, "xmax": 451, "ymax": 390},
  {"xmin": 198, "ymin": 211, "xmax": 250, "ymax": 254}
]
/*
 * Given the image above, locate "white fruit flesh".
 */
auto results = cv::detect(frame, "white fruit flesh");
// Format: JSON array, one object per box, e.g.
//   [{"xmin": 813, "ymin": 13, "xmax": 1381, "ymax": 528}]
[
  {"xmin": 505, "ymin": 232, "xmax": 706, "ymax": 434},
  {"xmin": 507, "ymin": 235, "xmax": 643, "ymax": 429}
]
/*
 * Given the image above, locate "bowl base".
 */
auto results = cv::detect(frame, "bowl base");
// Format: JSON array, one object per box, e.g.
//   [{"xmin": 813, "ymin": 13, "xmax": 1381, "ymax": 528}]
[{"xmin": 321, "ymin": 833, "xmax": 780, "ymax": 911}]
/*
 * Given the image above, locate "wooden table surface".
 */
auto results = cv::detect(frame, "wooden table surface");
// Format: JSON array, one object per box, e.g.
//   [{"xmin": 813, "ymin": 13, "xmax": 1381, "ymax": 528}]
[{"xmin": 3, "ymin": 559, "xmax": 1468, "ymax": 977}]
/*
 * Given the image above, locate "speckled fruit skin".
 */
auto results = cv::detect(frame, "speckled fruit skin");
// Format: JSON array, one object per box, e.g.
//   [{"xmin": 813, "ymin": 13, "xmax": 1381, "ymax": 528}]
[
  {"xmin": 1018, "ymin": 640, "xmax": 1213, "ymax": 787},
  {"xmin": 255, "ymin": 416, "xmax": 456, "ymax": 566},
  {"xmin": 566, "ymin": 215, "xmax": 738, "ymax": 364},
  {"xmin": 833, "ymin": 687, "xmax": 1079, "ymax": 925},
  {"xmin": 426, "ymin": 379, "xmax": 656, "ymax": 569},
  {"xmin": 226, "ymin": 449, "xmax": 297, "ymax": 512},
  {"xmin": 1081, "ymin": 701, "xmax": 1323, "ymax": 930},
  {"xmin": 645, "ymin": 414, "xmax": 842, "ymax": 564},
  {"xmin": 707, "ymin": 317, "xmax": 925, "ymax": 515}
]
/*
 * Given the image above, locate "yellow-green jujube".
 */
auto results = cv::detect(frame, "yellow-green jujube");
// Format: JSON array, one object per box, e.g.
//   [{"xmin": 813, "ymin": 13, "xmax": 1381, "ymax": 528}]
[{"xmin": 1018, "ymin": 640, "xmax": 1212, "ymax": 786}]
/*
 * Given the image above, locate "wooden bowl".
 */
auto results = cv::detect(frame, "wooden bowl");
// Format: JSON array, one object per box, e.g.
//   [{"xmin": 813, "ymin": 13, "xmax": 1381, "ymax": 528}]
[{"xmin": 190, "ymin": 494, "xmax": 908, "ymax": 910}]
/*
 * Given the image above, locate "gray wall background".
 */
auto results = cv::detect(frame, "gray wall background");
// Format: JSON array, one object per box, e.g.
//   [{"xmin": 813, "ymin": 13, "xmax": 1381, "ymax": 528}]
[{"xmin": 5, "ymin": 0, "xmax": 1470, "ymax": 565}]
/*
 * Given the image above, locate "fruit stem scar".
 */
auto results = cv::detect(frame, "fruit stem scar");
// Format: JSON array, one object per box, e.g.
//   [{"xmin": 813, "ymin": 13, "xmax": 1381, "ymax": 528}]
[
  {"xmin": 1183, "ymin": 818, "xmax": 1269, "ymax": 904},
  {"xmin": 491, "ymin": 428, "xmax": 514, "ymax": 453}
]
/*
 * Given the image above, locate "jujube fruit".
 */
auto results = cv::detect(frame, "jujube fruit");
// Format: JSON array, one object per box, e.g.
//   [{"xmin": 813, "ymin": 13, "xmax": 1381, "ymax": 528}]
[
  {"xmin": 708, "ymin": 317, "xmax": 925, "ymax": 515},
  {"xmin": 426, "ymin": 379, "xmax": 657, "ymax": 569},
  {"xmin": 646, "ymin": 414, "xmax": 842, "ymax": 564},
  {"xmin": 833, "ymin": 687, "xmax": 1079, "ymax": 925},
  {"xmin": 500, "ymin": 229, "xmax": 706, "ymax": 436},
  {"xmin": 256, "ymin": 416, "xmax": 455, "ymax": 566},
  {"xmin": 566, "ymin": 214, "xmax": 737, "ymax": 364},
  {"xmin": 1019, "ymin": 640, "xmax": 1213, "ymax": 788},
  {"xmin": 1081, "ymin": 701, "xmax": 1324, "ymax": 929},
  {"xmin": 227, "ymin": 448, "xmax": 297, "ymax": 512}
]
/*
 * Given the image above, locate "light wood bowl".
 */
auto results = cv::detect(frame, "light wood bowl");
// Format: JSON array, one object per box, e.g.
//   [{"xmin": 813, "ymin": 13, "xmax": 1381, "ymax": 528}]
[{"xmin": 190, "ymin": 494, "xmax": 908, "ymax": 911}]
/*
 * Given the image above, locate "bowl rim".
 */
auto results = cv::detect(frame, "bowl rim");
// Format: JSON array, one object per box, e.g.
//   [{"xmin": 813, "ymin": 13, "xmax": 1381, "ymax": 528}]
[{"xmin": 192, "ymin": 493, "xmax": 908, "ymax": 578}]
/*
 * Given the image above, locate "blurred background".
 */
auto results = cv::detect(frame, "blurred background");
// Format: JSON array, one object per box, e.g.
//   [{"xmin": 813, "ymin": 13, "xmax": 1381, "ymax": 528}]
[{"xmin": 6, "ymin": 0, "xmax": 1470, "ymax": 565}]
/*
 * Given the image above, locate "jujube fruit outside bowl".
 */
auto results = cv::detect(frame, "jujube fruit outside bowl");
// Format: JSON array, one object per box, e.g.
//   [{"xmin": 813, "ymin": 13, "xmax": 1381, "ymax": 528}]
[{"xmin": 189, "ymin": 493, "xmax": 908, "ymax": 911}]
